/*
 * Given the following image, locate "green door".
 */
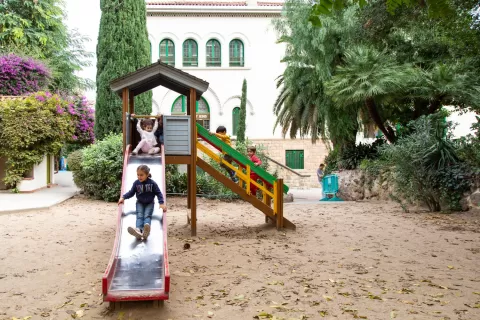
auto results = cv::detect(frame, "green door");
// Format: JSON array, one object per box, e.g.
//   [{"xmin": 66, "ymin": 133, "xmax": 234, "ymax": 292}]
[
  {"xmin": 47, "ymin": 155, "xmax": 51, "ymax": 184},
  {"xmin": 285, "ymin": 150, "xmax": 305, "ymax": 169}
]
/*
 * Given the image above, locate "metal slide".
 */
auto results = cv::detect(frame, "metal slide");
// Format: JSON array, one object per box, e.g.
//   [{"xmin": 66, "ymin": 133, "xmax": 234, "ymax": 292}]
[{"xmin": 102, "ymin": 147, "xmax": 170, "ymax": 302}]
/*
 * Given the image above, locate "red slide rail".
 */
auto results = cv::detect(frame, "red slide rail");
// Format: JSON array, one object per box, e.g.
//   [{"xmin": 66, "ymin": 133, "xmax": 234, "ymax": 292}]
[
  {"xmin": 102, "ymin": 144, "xmax": 170, "ymax": 302},
  {"xmin": 102, "ymin": 145, "xmax": 131, "ymax": 296}
]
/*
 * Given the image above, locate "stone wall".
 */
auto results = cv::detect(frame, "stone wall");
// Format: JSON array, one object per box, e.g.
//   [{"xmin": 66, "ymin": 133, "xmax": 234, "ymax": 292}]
[
  {"xmin": 335, "ymin": 169, "xmax": 480, "ymax": 210},
  {"xmin": 250, "ymin": 139, "xmax": 328, "ymax": 188}
]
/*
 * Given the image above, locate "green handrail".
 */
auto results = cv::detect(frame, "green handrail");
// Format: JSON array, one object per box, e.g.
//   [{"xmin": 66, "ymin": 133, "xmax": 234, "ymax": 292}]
[{"xmin": 196, "ymin": 123, "xmax": 289, "ymax": 194}]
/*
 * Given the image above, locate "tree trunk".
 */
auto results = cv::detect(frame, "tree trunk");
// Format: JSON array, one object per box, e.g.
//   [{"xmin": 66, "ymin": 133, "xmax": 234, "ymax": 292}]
[
  {"xmin": 427, "ymin": 96, "xmax": 444, "ymax": 114},
  {"xmin": 365, "ymin": 98, "xmax": 396, "ymax": 143}
]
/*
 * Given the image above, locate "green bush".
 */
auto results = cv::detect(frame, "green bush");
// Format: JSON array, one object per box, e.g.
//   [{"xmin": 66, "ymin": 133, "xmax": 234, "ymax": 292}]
[
  {"xmin": 338, "ymin": 140, "xmax": 385, "ymax": 170},
  {"xmin": 324, "ymin": 147, "xmax": 339, "ymax": 175},
  {"xmin": 72, "ymin": 133, "xmax": 123, "ymax": 202},
  {"xmin": 455, "ymin": 116, "xmax": 480, "ymax": 169},
  {"xmin": 381, "ymin": 114, "xmax": 475, "ymax": 212},
  {"xmin": 67, "ymin": 149, "xmax": 83, "ymax": 172},
  {"xmin": 324, "ymin": 139, "xmax": 384, "ymax": 173}
]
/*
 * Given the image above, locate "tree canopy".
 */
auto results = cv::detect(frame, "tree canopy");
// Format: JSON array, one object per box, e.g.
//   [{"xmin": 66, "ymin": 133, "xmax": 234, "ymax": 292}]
[
  {"xmin": 95, "ymin": 0, "xmax": 152, "ymax": 140},
  {"xmin": 0, "ymin": 0, "xmax": 93, "ymax": 95},
  {"xmin": 274, "ymin": 0, "xmax": 480, "ymax": 146}
]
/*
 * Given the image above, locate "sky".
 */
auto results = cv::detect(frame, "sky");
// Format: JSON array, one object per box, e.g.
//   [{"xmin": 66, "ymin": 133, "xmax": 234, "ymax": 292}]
[{"xmin": 64, "ymin": 0, "xmax": 101, "ymax": 101}]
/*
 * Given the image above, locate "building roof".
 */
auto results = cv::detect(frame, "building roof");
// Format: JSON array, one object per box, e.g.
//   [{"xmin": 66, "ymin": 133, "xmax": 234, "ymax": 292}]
[
  {"xmin": 110, "ymin": 60, "xmax": 209, "ymax": 99},
  {"xmin": 147, "ymin": 1, "xmax": 283, "ymax": 6},
  {"xmin": 148, "ymin": 1, "xmax": 247, "ymax": 5}
]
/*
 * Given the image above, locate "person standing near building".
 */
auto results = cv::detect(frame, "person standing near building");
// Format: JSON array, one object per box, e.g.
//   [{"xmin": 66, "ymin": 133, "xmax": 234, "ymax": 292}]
[{"xmin": 317, "ymin": 163, "xmax": 325, "ymax": 185}]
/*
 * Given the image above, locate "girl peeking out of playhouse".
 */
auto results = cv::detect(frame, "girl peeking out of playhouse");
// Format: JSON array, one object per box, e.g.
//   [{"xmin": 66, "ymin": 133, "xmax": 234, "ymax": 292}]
[
  {"xmin": 132, "ymin": 118, "xmax": 160, "ymax": 155},
  {"xmin": 131, "ymin": 114, "xmax": 164, "ymax": 154},
  {"xmin": 154, "ymin": 114, "xmax": 164, "ymax": 146},
  {"xmin": 118, "ymin": 165, "xmax": 167, "ymax": 240}
]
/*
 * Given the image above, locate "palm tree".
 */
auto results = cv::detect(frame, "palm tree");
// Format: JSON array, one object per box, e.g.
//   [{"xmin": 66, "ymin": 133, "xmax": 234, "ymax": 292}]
[
  {"xmin": 326, "ymin": 46, "xmax": 418, "ymax": 143},
  {"xmin": 273, "ymin": 67, "xmax": 359, "ymax": 146}
]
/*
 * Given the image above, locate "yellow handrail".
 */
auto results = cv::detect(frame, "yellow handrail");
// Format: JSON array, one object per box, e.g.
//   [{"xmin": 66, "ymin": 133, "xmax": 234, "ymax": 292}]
[{"xmin": 196, "ymin": 142, "xmax": 275, "ymax": 200}]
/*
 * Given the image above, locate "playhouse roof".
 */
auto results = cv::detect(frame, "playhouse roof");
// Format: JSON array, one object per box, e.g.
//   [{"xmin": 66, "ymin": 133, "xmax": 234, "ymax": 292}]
[{"xmin": 110, "ymin": 60, "xmax": 209, "ymax": 100}]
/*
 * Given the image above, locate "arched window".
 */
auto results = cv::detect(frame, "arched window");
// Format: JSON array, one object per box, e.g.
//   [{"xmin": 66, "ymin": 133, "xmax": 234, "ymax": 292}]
[
  {"xmin": 232, "ymin": 107, "xmax": 240, "ymax": 136},
  {"xmin": 183, "ymin": 39, "xmax": 198, "ymax": 67},
  {"xmin": 171, "ymin": 96, "xmax": 210, "ymax": 130},
  {"xmin": 229, "ymin": 39, "xmax": 244, "ymax": 67},
  {"xmin": 206, "ymin": 39, "xmax": 221, "ymax": 67},
  {"xmin": 159, "ymin": 39, "xmax": 175, "ymax": 66}
]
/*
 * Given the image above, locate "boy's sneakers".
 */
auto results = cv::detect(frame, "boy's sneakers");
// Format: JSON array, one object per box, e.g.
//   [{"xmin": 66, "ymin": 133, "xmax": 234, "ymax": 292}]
[
  {"xmin": 231, "ymin": 173, "xmax": 239, "ymax": 183},
  {"xmin": 127, "ymin": 227, "xmax": 142, "ymax": 240},
  {"xmin": 143, "ymin": 223, "xmax": 151, "ymax": 239}
]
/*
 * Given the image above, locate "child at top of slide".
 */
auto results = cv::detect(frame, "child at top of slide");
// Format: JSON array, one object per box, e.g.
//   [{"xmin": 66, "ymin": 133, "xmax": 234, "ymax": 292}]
[
  {"xmin": 132, "ymin": 118, "xmax": 160, "ymax": 155},
  {"xmin": 118, "ymin": 165, "xmax": 167, "ymax": 241}
]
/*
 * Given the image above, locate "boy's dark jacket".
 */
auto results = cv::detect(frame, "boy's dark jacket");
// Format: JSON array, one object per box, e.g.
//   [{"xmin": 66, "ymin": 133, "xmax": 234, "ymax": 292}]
[{"xmin": 123, "ymin": 178, "xmax": 164, "ymax": 204}]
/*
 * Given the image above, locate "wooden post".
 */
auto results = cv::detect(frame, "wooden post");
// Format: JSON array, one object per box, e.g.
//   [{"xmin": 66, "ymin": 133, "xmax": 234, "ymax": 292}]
[
  {"xmin": 187, "ymin": 88, "xmax": 197, "ymax": 236},
  {"xmin": 186, "ymin": 166, "xmax": 191, "ymax": 209},
  {"xmin": 128, "ymin": 93, "xmax": 134, "ymax": 147},
  {"xmin": 122, "ymin": 88, "xmax": 129, "ymax": 151},
  {"xmin": 275, "ymin": 179, "xmax": 284, "ymax": 230}
]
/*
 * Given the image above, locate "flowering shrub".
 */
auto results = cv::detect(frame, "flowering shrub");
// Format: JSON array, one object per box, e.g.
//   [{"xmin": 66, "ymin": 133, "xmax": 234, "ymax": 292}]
[
  {"xmin": 0, "ymin": 92, "xmax": 74, "ymax": 188},
  {"xmin": 67, "ymin": 95, "xmax": 95, "ymax": 144},
  {"xmin": 0, "ymin": 54, "xmax": 50, "ymax": 96}
]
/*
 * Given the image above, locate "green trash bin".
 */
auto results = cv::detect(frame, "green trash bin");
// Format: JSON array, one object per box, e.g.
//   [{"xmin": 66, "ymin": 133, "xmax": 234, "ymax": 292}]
[{"xmin": 320, "ymin": 174, "xmax": 343, "ymax": 201}]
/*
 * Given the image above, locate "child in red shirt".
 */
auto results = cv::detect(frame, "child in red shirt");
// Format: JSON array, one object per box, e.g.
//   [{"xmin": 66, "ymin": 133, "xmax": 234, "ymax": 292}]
[{"xmin": 247, "ymin": 146, "xmax": 263, "ymax": 196}]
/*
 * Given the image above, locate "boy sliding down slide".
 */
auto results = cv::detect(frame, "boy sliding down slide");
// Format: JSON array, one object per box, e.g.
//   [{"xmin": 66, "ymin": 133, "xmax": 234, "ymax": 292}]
[
  {"xmin": 118, "ymin": 165, "xmax": 167, "ymax": 241},
  {"xmin": 132, "ymin": 118, "xmax": 160, "ymax": 155}
]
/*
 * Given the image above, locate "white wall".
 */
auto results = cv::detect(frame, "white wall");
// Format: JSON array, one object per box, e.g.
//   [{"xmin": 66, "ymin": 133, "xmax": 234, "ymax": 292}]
[
  {"xmin": 147, "ymin": 13, "xmax": 286, "ymax": 139},
  {"xmin": 17, "ymin": 155, "xmax": 54, "ymax": 192},
  {"xmin": 446, "ymin": 108, "xmax": 478, "ymax": 138}
]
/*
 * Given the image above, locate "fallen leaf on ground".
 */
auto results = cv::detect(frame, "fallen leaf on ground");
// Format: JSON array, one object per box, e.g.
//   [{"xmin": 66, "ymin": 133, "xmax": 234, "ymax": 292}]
[
  {"xmin": 207, "ymin": 311, "xmax": 214, "ymax": 318},
  {"xmin": 368, "ymin": 293, "xmax": 382, "ymax": 300},
  {"xmin": 323, "ymin": 295, "xmax": 333, "ymax": 301},
  {"xmin": 319, "ymin": 310, "xmax": 328, "ymax": 317},
  {"xmin": 253, "ymin": 312, "xmax": 273, "ymax": 319},
  {"xmin": 390, "ymin": 311, "xmax": 397, "ymax": 318}
]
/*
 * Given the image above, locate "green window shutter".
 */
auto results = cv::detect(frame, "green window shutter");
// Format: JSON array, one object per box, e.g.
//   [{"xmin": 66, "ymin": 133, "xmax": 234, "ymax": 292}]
[
  {"xmin": 229, "ymin": 39, "xmax": 244, "ymax": 67},
  {"xmin": 160, "ymin": 39, "xmax": 175, "ymax": 66},
  {"xmin": 183, "ymin": 39, "xmax": 198, "ymax": 67},
  {"xmin": 232, "ymin": 107, "xmax": 240, "ymax": 135},
  {"xmin": 206, "ymin": 39, "xmax": 221, "ymax": 67},
  {"xmin": 285, "ymin": 150, "xmax": 304, "ymax": 169}
]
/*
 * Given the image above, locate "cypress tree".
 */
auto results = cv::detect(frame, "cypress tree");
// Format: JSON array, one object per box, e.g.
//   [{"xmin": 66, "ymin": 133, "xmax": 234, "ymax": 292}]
[
  {"xmin": 236, "ymin": 79, "xmax": 247, "ymax": 143},
  {"xmin": 95, "ymin": 0, "xmax": 152, "ymax": 140}
]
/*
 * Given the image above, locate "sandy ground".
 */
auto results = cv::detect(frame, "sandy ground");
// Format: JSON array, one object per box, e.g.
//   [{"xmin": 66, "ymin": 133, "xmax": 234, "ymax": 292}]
[{"xmin": 0, "ymin": 197, "xmax": 479, "ymax": 320}]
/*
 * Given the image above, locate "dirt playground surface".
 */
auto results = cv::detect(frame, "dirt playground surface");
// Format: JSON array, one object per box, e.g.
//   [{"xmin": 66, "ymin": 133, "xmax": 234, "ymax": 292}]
[{"xmin": 0, "ymin": 197, "xmax": 479, "ymax": 320}]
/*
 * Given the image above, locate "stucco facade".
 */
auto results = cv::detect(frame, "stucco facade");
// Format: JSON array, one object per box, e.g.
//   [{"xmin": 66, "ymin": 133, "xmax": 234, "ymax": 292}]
[{"xmin": 145, "ymin": 1, "xmax": 327, "ymax": 186}]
